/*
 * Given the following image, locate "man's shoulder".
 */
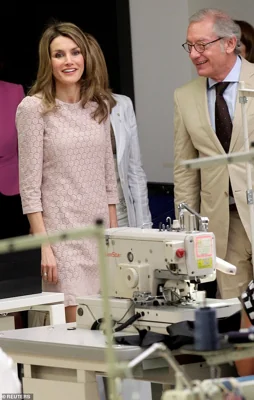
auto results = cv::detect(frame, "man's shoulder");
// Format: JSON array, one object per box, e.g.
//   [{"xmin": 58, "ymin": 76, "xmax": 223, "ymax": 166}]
[
  {"xmin": 240, "ymin": 57, "xmax": 254, "ymax": 81},
  {"xmin": 175, "ymin": 76, "xmax": 205, "ymax": 96}
]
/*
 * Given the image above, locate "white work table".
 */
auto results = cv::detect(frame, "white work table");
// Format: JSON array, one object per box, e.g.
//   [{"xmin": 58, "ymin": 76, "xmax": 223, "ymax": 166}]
[
  {"xmin": 0, "ymin": 292, "xmax": 65, "ymax": 329},
  {"xmin": 0, "ymin": 323, "xmax": 236, "ymax": 400},
  {"xmin": 0, "ymin": 323, "xmax": 145, "ymax": 400},
  {"xmin": 0, "ymin": 322, "xmax": 141, "ymax": 362}
]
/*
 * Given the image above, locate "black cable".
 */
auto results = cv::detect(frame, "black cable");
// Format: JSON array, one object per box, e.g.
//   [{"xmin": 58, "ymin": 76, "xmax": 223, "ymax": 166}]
[
  {"xmin": 91, "ymin": 318, "xmax": 104, "ymax": 330},
  {"xmin": 114, "ymin": 301, "xmax": 135, "ymax": 324},
  {"xmin": 114, "ymin": 312, "xmax": 143, "ymax": 333},
  {"xmin": 90, "ymin": 301, "xmax": 135, "ymax": 330}
]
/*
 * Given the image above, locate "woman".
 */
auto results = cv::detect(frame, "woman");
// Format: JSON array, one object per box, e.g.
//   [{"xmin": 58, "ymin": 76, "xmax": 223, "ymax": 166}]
[
  {"xmin": 87, "ymin": 34, "xmax": 152, "ymax": 228},
  {"xmin": 0, "ymin": 79, "xmax": 29, "ymax": 239},
  {"xmin": 16, "ymin": 22, "xmax": 118, "ymax": 323},
  {"xmin": 86, "ymin": 32, "xmax": 152, "ymax": 400},
  {"xmin": 234, "ymin": 20, "xmax": 254, "ymax": 63},
  {"xmin": 0, "ymin": 70, "xmax": 30, "ymax": 330},
  {"xmin": 110, "ymin": 94, "xmax": 152, "ymax": 227}
]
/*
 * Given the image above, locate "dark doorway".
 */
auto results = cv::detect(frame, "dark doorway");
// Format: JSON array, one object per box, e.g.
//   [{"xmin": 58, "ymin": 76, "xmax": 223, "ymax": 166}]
[{"xmin": 0, "ymin": 1, "xmax": 134, "ymax": 102}]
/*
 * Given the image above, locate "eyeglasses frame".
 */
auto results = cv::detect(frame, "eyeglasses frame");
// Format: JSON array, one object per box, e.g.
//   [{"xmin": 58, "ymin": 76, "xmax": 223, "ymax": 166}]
[{"xmin": 182, "ymin": 37, "xmax": 224, "ymax": 53}]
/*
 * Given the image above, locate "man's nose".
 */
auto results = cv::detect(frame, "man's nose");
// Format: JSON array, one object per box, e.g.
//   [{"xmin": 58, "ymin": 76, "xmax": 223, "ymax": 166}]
[{"xmin": 189, "ymin": 47, "xmax": 201, "ymax": 59}]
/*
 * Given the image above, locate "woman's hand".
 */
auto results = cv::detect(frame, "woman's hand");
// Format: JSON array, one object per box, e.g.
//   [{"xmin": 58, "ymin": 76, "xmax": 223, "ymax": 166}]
[{"xmin": 41, "ymin": 244, "xmax": 58, "ymax": 284}]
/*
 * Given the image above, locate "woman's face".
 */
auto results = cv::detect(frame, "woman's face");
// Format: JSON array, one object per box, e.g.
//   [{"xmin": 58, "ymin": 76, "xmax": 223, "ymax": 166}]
[{"xmin": 50, "ymin": 35, "xmax": 85, "ymax": 87}]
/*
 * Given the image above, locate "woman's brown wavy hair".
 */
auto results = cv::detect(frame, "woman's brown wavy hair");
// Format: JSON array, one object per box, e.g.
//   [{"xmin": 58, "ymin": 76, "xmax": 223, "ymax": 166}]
[
  {"xmin": 29, "ymin": 22, "xmax": 116, "ymax": 123},
  {"xmin": 235, "ymin": 20, "xmax": 254, "ymax": 63}
]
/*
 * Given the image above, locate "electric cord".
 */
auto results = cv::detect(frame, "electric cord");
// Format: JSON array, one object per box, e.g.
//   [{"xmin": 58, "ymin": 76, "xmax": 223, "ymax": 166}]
[
  {"xmin": 90, "ymin": 301, "xmax": 136, "ymax": 331},
  {"xmin": 115, "ymin": 301, "xmax": 135, "ymax": 324},
  {"xmin": 114, "ymin": 312, "xmax": 144, "ymax": 333}
]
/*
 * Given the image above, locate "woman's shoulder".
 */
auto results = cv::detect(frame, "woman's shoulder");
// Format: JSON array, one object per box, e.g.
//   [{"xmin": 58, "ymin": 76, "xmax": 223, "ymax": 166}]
[
  {"xmin": 0, "ymin": 80, "xmax": 22, "ymax": 90},
  {"xmin": 17, "ymin": 94, "xmax": 43, "ymax": 112},
  {"xmin": 112, "ymin": 93, "xmax": 133, "ymax": 108},
  {"xmin": 111, "ymin": 94, "xmax": 135, "ymax": 121},
  {"xmin": 0, "ymin": 81, "xmax": 24, "ymax": 102}
]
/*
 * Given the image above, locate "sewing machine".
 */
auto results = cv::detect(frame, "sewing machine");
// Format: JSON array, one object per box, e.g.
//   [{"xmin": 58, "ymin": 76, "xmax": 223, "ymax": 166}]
[{"xmin": 77, "ymin": 204, "xmax": 241, "ymax": 334}]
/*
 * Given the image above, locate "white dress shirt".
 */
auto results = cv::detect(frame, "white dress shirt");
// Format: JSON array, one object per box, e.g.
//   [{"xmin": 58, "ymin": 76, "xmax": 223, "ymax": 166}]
[{"xmin": 207, "ymin": 56, "xmax": 242, "ymax": 130}]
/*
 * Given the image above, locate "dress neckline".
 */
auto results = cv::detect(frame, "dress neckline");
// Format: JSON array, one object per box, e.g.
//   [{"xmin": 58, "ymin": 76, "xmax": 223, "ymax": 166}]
[{"xmin": 56, "ymin": 98, "xmax": 82, "ymax": 107}]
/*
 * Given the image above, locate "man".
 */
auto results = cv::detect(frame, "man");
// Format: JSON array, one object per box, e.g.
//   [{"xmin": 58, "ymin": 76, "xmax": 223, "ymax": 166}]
[{"xmin": 174, "ymin": 8, "xmax": 254, "ymax": 299}]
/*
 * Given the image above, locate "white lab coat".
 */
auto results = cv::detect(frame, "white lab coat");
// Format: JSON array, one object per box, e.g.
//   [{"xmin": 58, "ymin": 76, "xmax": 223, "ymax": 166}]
[
  {"xmin": 110, "ymin": 94, "xmax": 152, "ymax": 227},
  {"xmin": 0, "ymin": 348, "xmax": 21, "ymax": 395}
]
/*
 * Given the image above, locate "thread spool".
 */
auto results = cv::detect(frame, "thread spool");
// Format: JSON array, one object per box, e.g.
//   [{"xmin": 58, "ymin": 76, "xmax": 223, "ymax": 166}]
[{"xmin": 194, "ymin": 293, "xmax": 220, "ymax": 351}]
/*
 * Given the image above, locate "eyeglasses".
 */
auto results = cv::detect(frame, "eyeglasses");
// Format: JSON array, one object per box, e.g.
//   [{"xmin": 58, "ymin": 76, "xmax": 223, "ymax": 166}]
[{"xmin": 182, "ymin": 37, "xmax": 224, "ymax": 53}]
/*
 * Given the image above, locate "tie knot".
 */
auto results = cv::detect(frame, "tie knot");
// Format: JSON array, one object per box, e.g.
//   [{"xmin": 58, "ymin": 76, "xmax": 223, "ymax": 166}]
[{"xmin": 215, "ymin": 81, "xmax": 230, "ymax": 96}]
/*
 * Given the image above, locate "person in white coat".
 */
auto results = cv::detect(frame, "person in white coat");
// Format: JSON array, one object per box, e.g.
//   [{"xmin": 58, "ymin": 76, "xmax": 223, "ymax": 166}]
[
  {"xmin": 86, "ymin": 33, "xmax": 151, "ymax": 229},
  {"xmin": 0, "ymin": 348, "xmax": 21, "ymax": 395},
  {"xmin": 110, "ymin": 93, "xmax": 152, "ymax": 227}
]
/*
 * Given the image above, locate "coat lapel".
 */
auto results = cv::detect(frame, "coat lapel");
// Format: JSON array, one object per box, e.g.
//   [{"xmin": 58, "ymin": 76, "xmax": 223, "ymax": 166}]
[
  {"xmin": 230, "ymin": 58, "xmax": 254, "ymax": 152},
  {"xmin": 110, "ymin": 100, "xmax": 126, "ymax": 163},
  {"xmin": 195, "ymin": 78, "xmax": 225, "ymax": 153}
]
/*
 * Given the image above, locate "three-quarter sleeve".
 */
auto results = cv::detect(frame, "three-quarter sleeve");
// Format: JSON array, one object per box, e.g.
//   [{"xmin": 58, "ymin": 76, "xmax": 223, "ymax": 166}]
[
  {"xmin": 16, "ymin": 97, "xmax": 44, "ymax": 214},
  {"xmin": 104, "ymin": 116, "xmax": 118, "ymax": 205}
]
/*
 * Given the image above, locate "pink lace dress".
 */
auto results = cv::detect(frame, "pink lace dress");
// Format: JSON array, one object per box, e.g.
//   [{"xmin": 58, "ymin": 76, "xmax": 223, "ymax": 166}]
[{"xmin": 16, "ymin": 96, "xmax": 118, "ymax": 306}]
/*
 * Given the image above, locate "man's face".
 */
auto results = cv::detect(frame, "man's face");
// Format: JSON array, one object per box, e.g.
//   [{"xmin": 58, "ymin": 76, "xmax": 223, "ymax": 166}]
[{"xmin": 186, "ymin": 18, "xmax": 235, "ymax": 81}]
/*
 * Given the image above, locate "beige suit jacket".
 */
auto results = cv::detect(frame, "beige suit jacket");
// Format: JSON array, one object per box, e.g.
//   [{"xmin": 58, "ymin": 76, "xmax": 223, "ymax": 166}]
[{"xmin": 174, "ymin": 58, "xmax": 254, "ymax": 258}]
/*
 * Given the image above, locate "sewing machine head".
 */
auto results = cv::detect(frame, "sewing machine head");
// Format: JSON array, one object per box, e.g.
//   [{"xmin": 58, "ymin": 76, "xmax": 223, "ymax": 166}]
[
  {"xmin": 106, "ymin": 220, "xmax": 216, "ymax": 306},
  {"xmin": 77, "ymin": 206, "xmax": 240, "ymax": 332}
]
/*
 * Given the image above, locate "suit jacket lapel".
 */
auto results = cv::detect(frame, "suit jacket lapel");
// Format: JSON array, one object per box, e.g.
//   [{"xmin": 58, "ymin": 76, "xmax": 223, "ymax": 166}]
[
  {"xmin": 230, "ymin": 58, "xmax": 254, "ymax": 152},
  {"xmin": 196, "ymin": 78, "xmax": 225, "ymax": 153}
]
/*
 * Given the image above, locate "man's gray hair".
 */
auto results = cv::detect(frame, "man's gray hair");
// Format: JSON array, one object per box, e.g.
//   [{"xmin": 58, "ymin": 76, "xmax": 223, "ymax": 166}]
[{"xmin": 189, "ymin": 8, "xmax": 241, "ymax": 55}]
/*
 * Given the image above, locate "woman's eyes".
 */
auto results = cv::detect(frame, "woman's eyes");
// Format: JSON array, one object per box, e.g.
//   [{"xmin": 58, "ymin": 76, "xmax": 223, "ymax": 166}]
[{"xmin": 54, "ymin": 50, "xmax": 81, "ymax": 58}]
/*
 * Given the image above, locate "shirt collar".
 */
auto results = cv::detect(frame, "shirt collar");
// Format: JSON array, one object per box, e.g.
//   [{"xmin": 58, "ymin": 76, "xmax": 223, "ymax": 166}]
[{"xmin": 208, "ymin": 56, "xmax": 242, "ymax": 89}]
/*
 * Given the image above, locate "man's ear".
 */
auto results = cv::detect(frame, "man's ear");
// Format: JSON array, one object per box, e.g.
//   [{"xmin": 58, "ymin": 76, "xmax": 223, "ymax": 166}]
[{"xmin": 225, "ymin": 36, "xmax": 237, "ymax": 54}]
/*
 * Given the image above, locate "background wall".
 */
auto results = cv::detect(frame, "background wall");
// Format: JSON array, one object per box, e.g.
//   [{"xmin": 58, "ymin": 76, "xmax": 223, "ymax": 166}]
[
  {"xmin": 129, "ymin": 0, "xmax": 191, "ymax": 183},
  {"xmin": 129, "ymin": 0, "xmax": 254, "ymax": 183},
  {"xmin": 189, "ymin": 0, "xmax": 254, "ymax": 23},
  {"xmin": 0, "ymin": 1, "xmax": 134, "ymax": 99}
]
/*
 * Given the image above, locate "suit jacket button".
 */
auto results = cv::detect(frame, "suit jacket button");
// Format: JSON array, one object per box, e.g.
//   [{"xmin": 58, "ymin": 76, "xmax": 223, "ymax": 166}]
[{"xmin": 224, "ymin": 192, "xmax": 229, "ymax": 197}]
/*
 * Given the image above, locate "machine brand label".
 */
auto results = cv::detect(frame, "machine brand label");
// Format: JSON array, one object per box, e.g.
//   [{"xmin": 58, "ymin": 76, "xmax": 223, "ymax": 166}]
[{"xmin": 106, "ymin": 251, "xmax": 121, "ymax": 257}]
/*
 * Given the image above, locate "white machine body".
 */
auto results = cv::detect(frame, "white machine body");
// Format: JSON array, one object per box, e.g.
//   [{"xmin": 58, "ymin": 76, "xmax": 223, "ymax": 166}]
[
  {"xmin": 77, "ymin": 225, "xmax": 241, "ymax": 334},
  {"xmin": 105, "ymin": 227, "xmax": 216, "ymax": 300}
]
